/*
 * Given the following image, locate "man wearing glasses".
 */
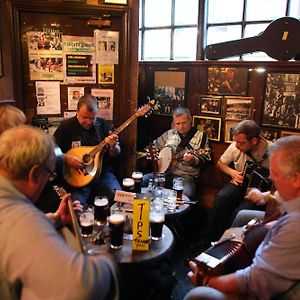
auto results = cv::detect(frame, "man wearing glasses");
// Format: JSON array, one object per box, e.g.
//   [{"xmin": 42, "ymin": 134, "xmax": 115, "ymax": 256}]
[
  {"xmin": 202, "ymin": 120, "xmax": 271, "ymax": 246},
  {"xmin": 0, "ymin": 126, "xmax": 118, "ymax": 299}
]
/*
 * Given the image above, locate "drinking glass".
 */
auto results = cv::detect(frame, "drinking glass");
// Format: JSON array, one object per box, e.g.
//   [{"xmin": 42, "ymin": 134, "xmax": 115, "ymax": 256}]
[
  {"xmin": 132, "ymin": 171, "xmax": 143, "ymax": 193},
  {"xmin": 173, "ymin": 177, "xmax": 184, "ymax": 200},
  {"xmin": 109, "ymin": 209, "xmax": 126, "ymax": 249},
  {"xmin": 154, "ymin": 172, "xmax": 166, "ymax": 188},
  {"xmin": 167, "ymin": 190, "xmax": 177, "ymax": 212},
  {"xmin": 94, "ymin": 196, "xmax": 109, "ymax": 225},
  {"xmin": 79, "ymin": 205, "xmax": 94, "ymax": 237},
  {"xmin": 150, "ymin": 197, "xmax": 165, "ymax": 240},
  {"xmin": 122, "ymin": 177, "xmax": 135, "ymax": 193}
]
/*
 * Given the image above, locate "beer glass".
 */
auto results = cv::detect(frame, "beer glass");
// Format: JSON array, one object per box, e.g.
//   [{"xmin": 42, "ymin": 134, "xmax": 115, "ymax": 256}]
[
  {"xmin": 167, "ymin": 190, "xmax": 177, "ymax": 212},
  {"xmin": 94, "ymin": 196, "xmax": 109, "ymax": 225},
  {"xmin": 154, "ymin": 172, "xmax": 166, "ymax": 188},
  {"xmin": 122, "ymin": 178, "xmax": 135, "ymax": 192},
  {"xmin": 150, "ymin": 197, "xmax": 165, "ymax": 240},
  {"xmin": 132, "ymin": 171, "xmax": 143, "ymax": 193},
  {"xmin": 109, "ymin": 211, "xmax": 126, "ymax": 249},
  {"xmin": 79, "ymin": 206, "xmax": 94, "ymax": 237},
  {"xmin": 173, "ymin": 177, "xmax": 184, "ymax": 201}
]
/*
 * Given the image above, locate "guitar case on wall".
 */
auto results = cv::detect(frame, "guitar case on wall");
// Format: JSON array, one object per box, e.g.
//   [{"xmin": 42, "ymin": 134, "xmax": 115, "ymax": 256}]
[{"xmin": 205, "ymin": 17, "xmax": 300, "ymax": 61}]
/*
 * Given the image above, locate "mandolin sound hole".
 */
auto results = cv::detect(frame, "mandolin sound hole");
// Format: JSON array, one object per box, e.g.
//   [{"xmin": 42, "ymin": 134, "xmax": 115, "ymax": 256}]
[{"xmin": 82, "ymin": 154, "xmax": 92, "ymax": 165}]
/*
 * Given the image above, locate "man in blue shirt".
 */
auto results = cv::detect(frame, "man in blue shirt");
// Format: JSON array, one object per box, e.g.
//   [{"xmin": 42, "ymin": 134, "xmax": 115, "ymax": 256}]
[{"xmin": 185, "ymin": 135, "xmax": 300, "ymax": 300}]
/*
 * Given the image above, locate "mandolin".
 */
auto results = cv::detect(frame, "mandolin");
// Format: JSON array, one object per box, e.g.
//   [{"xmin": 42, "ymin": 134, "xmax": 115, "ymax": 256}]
[
  {"xmin": 205, "ymin": 17, "xmax": 300, "ymax": 61},
  {"xmin": 64, "ymin": 99, "xmax": 155, "ymax": 188}
]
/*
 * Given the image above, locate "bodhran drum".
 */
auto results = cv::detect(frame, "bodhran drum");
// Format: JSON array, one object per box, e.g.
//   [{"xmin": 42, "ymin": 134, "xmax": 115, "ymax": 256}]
[{"xmin": 158, "ymin": 147, "xmax": 172, "ymax": 173}]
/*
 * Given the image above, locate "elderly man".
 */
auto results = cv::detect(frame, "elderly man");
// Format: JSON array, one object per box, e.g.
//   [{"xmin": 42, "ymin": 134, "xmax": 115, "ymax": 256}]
[
  {"xmin": 143, "ymin": 107, "xmax": 211, "ymax": 200},
  {"xmin": 185, "ymin": 135, "xmax": 300, "ymax": 300},
  {"xmin": 203, "ymin": 120, "xmax": 271, "ymax": 244},
  {"xmin": 0, "ymin": 126, "xmax": 118, "ymax": 300}
]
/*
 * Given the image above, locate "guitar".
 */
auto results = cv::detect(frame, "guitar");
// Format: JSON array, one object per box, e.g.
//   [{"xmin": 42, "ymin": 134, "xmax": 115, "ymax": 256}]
[
  {"xmin": 205, "ymin": 17, "xmax": 300, "ymax": 61},
  {"xmin": 146, "ymin": 146, "xmax": 211, "ymax": 173},
  {"xmin": 53, "ymin": 185, "xmax": 85, "ymax": 254},
  {"xmin": 64, "ymin": 99, "xmax": 155, "ymax": 187}
]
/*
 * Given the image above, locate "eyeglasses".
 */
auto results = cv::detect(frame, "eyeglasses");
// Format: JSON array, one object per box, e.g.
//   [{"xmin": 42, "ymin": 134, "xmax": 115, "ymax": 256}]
[{"xmin": 42, "ymin": 166, "xmax": 57, "ymax": 182}]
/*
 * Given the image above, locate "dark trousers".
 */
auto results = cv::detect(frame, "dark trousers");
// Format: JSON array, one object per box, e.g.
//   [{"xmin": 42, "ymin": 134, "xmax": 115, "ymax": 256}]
[{"xmin": 203, "ymin": 183, "xmax": 263, "ymax": 243}]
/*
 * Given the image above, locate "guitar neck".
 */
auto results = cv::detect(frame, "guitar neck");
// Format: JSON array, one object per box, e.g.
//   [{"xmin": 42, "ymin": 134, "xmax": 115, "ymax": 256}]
[
  {"xmin": 89, "ymin": 112, "xmax": 139, "ymax": 157},
  {"xmin": 205, "ymin": 36, "xmax": 261, "ymax": 60}
]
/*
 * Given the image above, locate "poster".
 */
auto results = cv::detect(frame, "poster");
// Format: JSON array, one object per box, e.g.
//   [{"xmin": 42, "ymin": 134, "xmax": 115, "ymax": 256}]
[
  {"xmin": 62, "ymin": 35, "xmax": 96, "ymax": 84},
  {"xmin": 95, "ymin": 30, "xmax": 119, "ymax": 65},
  {"xmin": 35, "ymin": 81, "xmax": 61, "ymax": 115},
  {"xmin": 91, "ymin": 88, "xmax": 114, "ymax": 120},
  {"xmin": 98, "ymin": 64, "xmax": 114, "ymax": 84},
  {"xmin": 67, "ymin": 87, "xmax": 84, "ymax": 110},
  {"xmin": 27, "ymin": 30, "xmax": 63, "ymax": 81}
]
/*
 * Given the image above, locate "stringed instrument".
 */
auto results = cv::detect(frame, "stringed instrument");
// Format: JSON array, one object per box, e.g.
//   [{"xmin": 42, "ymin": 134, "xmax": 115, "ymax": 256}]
[
  {"xmin": 53, "ymin": 185, "xmax": 85, "ymax": 254},
  {"xmin": 205, "ymin": 17, "xmax": 300, "ymax": 61},
  {"xmin": 64, "ymin": 99, "xmax": 155, "ymax": 187},
  {"xmin": 146, "ymin": 145, "xmax": 211, "ymax": 173}
]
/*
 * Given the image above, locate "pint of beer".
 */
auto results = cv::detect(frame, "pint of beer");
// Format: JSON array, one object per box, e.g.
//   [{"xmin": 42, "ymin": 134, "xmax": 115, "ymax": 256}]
[
  {"xmin": 173, "ymin": 177, "xmax": 184, "ymax": 200},
  {"xmin": 94, "ymin": 196, "xmax": 109, "ymax": 225},
  {"xmin": 122, "ymin": 178, "xmax": 135, "ymax": 193},
  {"xmin": 109, "ymin": 213, "xmax": 126, "ymax": 249},
  {"xmin": 79, "ymin": 206, "xmax": 94, "ymax": 237},
  {"xmin": 150, "ymin": 197, "xmax": 165, "ymax": 240},
  {"xmin": 132, "ymin": 171, "xmax": 143, "ymax": 193}
]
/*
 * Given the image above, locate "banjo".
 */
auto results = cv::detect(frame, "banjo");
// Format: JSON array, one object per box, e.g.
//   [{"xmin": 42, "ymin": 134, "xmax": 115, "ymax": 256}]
[{"xmin": 147, "ymin": 146, "xmax": 211, "ymax": 173}]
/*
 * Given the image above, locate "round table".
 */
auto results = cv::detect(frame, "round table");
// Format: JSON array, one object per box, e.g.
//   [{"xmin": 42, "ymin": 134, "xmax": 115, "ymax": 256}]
[{"xmin": 84, "ymin": 225, "xmax": 174, "ymax": 266}]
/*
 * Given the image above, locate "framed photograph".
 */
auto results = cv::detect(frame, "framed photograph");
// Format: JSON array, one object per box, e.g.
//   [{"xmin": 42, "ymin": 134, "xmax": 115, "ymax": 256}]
[
  {"xmin": 0, "ymin": 49, "xmax": 2, "ymax": 76},
  {"xmin": 192, "ymin": 115, "xmax": 221, "ymax": 142},
  {"xmin": 262, "ymin": 72, "xmax": 300, "ymax": 130},
  {"xmin": 198, "ymin": 95, "xmax": 222, "ymax": 115},
  {"xmin": 260, "ymin": 128, "xmax": 279, "ymax": 142},
  {"xmin": 207, "ymin": 67, "xmax": 248, "ymax": 96},
  {"xmin": 153, "ymin": 70, "xmax": 186, "ymax": 116},
  {"xmin": 280, "ymin": 130, "xmax": 300, "ymax": 138},
  {"xmin": 103, "ymin": 0, "xmax": 128, "ymax": 4},
  {"xmin": 224, "ymin": 120, "xmax": 239, "ymax": 143},
  {"xmin": 224, "ymin": 96, "xmax": 254, "ymax": 121}
]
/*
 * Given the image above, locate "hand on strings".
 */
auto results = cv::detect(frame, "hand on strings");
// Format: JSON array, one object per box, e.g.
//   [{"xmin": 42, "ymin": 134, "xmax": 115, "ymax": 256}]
[
  {"xmin": 183, "ymin": 152, "xmax": 199, "ymax": 166},
  {"xmin": 64, "ymin": 153, "xmax": 84, "ymax": 170}
]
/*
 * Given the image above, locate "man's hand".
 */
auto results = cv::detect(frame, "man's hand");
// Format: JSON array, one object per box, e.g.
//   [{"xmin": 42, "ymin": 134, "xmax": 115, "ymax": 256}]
[
  {"xmin": 187, "ymin": 261, "xmax": 210, "ymax": 287},
  {"xmin": 183, "ymin": 152, "xmax": 199, "ymax": 166},
  {"xmin": 245, "ymin": 188, "xmax": 270, "ymax": 205},
  {"xmin": 63, "ymin": 153, "xmax": 84, "ymax": 169},
  {"xmin": 231, "ymin": 170, "xmax": 243, "ymax": 186}
]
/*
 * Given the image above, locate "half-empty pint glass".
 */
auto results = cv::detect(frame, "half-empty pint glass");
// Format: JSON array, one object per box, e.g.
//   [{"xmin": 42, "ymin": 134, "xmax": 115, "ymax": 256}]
[
  {"xmin": 94, "ymin": 196, "xmax": 109, "ymax": 225},
  {"xmin": 122, "ymin": 178, "xmax": 135, "ymax": 193},
  {"xmin": 79, "ymin": 206, "xmax": 94, "ymax": 237},
  {"xmin": 150, "ymin": 197, "xmax": 165, "ymax": 240},
  {"xmin": 132, "ymin": 171, "xmax": 143, "ymax": 193},
  {"xmin": 109, "ymin": 213, "xmax": 126, "ymax": 249},
  {"xmin": 173, "ymin": 177, "xmax": 184, "ymax": 201}
]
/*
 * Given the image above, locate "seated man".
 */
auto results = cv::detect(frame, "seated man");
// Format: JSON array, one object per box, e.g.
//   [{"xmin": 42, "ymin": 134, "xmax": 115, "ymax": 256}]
[
  {"xmin": 203, "ymin": 120, "xmax": 271, "ymax": 244},
  {"xmin": 0, "ymin": 126, "xmax": 118, "ymax": 299},
  {"xmin": 143, "ymin": 107, "xmax": 211, "ymax": 201},
  {"xmin": 54, "ymin": 94, "xmax": 122, "ymax": 205},
  {"xmin": 185, "ymin": 135, "xmax": 300, "ymax": 300}
]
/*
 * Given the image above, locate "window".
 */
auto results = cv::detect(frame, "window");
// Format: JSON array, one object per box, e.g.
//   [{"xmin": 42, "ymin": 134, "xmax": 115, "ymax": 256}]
[
  {"xmin": 139, "ymin": 0, "xmax": 300, "ymax": 61},
  {"xmin": 139, "ymin": 0, "xmax": 199, "ymax": 61}
]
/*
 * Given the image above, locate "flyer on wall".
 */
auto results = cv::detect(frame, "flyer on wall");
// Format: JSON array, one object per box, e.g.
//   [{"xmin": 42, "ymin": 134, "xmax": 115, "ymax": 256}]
[
  {"xmin": 94, "ymin": 30, "xmax": 119, "ymax": 65},
  {"xmin": 35, "ymin": 81, "xmax": 61, "ymax": 115},
  {"xmin": 27, "ymin": 30, "xmax": 63, "ymax": 81},
  {"xmin": 91, "ymin": 88, "xmax": 114, "ymax": 120},
  {"xmin": 62, "ymin": 35, "xmax": 96, "ymax": 84},
  {"xmin": 67, "ymin": 86, "xmax": 85, "ymax": 110}
]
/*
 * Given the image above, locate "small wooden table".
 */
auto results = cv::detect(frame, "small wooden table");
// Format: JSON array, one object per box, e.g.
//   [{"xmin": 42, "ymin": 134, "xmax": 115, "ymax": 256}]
[{"xmin": 84, "ymin": 225, "xmax": 174, "ymax": 266}]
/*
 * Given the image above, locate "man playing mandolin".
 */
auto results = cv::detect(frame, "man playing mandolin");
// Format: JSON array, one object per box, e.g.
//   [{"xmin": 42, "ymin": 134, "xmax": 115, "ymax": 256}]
[
  {"xmin": 54, "ymin": 94, "xmax": 122, "ymax": 205},
  {"xmin": 144, "ymin": 107, "xmax": 211, "ymax": 201}
]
